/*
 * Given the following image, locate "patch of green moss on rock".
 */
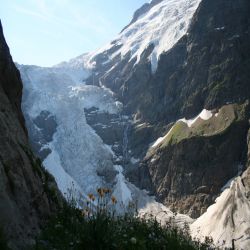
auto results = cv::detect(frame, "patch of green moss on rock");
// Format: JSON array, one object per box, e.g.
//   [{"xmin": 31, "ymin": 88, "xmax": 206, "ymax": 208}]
[{"xmin": 151, "ymin": 103, "xmax": 247, "ymax": 151}]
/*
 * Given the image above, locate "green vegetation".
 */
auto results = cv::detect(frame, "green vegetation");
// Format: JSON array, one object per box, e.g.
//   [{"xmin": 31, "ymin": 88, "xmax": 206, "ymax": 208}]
[
  {"xmin": 161, "ymin": 122, "xmax": 187, "ymax": 147},
  {"xmin": 157, "ymin": 104, "xmax": 238, "ymax": 149},
  {"xmin": 33, "ymin": 190, "xmax": 213, "ymax": 250},
  {"xmin": 146, "ymin": 103, "xmax": 247, "ymax": 160}
]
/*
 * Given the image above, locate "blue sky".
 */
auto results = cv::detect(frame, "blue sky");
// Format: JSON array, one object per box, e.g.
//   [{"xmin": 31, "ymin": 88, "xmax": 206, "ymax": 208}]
[{"xmin": 0, "ymin": 0, "xmax": 148, "ymax": 66}]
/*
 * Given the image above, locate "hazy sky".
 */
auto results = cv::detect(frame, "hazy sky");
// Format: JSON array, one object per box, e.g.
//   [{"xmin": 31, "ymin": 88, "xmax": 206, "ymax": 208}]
[{"xmin": 0, "ymin": 0, "xmax": 148, "ymax": 66}]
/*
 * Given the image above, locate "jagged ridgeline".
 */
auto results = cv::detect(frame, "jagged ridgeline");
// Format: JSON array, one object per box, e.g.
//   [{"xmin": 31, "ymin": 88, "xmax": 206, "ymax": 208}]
[{"xmin": 1, "ymin": 0, "xmax": 250, "ymax": 249}]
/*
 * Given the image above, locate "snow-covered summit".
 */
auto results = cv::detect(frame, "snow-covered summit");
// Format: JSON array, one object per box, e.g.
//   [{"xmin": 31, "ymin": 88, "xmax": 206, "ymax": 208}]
[
  {"xmin": 88, "ymin": 0, "xmax": 202, "ymax": 72},
  {"xmin": 46, "ymin": 0, "xmax": 201, "ymax": 74}
]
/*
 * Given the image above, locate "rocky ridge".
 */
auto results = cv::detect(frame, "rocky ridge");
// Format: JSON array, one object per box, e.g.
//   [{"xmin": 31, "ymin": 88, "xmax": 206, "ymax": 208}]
[{"xmin": 0, "ymin": 20, "xmax": 61, "ymax": 249}]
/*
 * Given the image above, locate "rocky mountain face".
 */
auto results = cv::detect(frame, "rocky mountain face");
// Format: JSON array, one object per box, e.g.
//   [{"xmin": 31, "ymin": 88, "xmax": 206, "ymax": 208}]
[
  {"xmin": 144, "ymin": 103, "xmax": 249, "ymax": 218},
  {"xmin": 139, "ymin": 0, "xmax": 250, "ymax": 216},
  {"xmin": 83, "ymin": 0, "xmax": 250, "ymax": 219},
  {"xmin": 0, "ymin": 21, "xmax": 61, "ymax": 249},
  {"xmin": 80, "ymin": 0, "xmax": 250, "ymax": 247}
]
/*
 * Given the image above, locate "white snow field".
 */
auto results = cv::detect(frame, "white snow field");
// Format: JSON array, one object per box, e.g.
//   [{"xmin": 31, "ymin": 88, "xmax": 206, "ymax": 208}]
[{"xmin": 88, "ymin": 0, "xmax": 202, "ymax": 72}]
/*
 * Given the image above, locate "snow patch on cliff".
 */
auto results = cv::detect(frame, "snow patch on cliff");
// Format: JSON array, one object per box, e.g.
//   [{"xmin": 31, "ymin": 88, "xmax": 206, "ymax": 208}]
[
  {"xmin": 151, "ymin": 109, "xmax": 213, "ymax": 148},
  {"xmin": 179, "ymin": 109, "xmax": 213, "ymax": 128}
]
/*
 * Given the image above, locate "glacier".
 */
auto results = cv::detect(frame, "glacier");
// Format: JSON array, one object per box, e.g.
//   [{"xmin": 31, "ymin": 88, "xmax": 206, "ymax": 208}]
[{"xmin": 19, "ymin": 63, "xmax": 121, "ymax": 198}]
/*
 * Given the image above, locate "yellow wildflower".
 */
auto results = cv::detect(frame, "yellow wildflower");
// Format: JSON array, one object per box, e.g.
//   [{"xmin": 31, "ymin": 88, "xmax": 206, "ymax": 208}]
[
  {"xmin": 88, "ymin": 193, "xmax": 95, "ymax": 200},
  {"xmin": 97, "ymin": 188, "xmax": 104, "ymax": 197},
  {"xmin": 111, "ymin": 196, "xmax": 117, "ymax": 204}
]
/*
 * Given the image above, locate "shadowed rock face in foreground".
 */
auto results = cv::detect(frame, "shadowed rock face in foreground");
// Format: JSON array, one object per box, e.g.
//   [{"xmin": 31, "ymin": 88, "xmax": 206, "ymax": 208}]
[{"xmin": 0, "ymin": 20, "xmax": 61, "ymax": 249}]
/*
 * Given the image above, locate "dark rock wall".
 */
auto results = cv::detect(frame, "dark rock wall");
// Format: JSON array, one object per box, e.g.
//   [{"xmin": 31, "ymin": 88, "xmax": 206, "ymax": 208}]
[
  {"xmin": 149, "ymin": 0, "xmax": 250, "ymax": 122},
  {"xmin": 83, "ymin": 0, "xmax": 250, "ymax": 218},
  {"xmin": 123, "ymin": 0, "xmax": 250, "ymax": 123},
  {"xmin": 0, "ymin": 22, "xmax": 26, "ymax": 132},
  {"xmin": 144, "ymin": 106, "xmax": 249, "ymax": 217},
  {"xmin": 139, "ymin": 0, "xmax": 250, "ymax": 217},
  {"xmin": 86, "ymin": 0, "xmax": 250, "ymax": 139},
  {"xmin": 0, "ymin": 20, "xmax": 61, "ymax": 249}
]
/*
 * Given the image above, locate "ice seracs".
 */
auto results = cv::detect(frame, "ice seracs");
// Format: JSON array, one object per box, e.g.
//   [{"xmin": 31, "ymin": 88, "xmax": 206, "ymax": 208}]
[
  {"xmin": 18, "ymin": 53, "xmax": 194, "ymax": 228},
  {"xmin": 19, "ymin": 63, "xmax": 121, "ymax": 198}
]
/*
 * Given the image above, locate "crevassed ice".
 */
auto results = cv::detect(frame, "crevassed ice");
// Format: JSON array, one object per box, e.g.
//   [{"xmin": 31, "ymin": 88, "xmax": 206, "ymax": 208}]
[
  {"xmin": 19, "ymin": 62, "xmax": 194, "ymax": 228},
  {"xmin": 19, "ymin": 64, "xmax": 122, "ymax": 198}
]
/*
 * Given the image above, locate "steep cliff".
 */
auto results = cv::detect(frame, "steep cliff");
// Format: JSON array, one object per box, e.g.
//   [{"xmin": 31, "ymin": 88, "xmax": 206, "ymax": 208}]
[
  {"xmin": 139, "ymin": 0, "xmax": 250, "ymax": 215},
  {"xmin": 82, "ymin": 0, "xmax": 250, "ymax": 219},
  {"xmin": 190, "ymin": 128, "xmax": 250, "ymax": 249},
  {"xmin": 144, "ymin": 103, "xmax": 249, "ymax": 218},
  {"xmin": 89, "ymin": 0, "xmax": 250, "ymax": 124},
  {"xmin": 0, "ymin": 21, "xmax": 61, "ymax": 249}
]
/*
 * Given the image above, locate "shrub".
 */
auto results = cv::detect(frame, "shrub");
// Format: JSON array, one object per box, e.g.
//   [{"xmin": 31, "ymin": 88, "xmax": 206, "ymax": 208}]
[{"xmin": 33, "ymin": 188, "xmax": 213, "ymax": 250}]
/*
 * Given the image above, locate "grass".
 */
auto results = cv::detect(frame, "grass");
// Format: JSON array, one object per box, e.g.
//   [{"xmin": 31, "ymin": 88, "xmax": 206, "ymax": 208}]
[
  {"xmin": 32, "ymin": 190, "xmax": 214, "ymax": 250},
  {"xmin": 157, "ymin": 104, "xmax": 238, "ymax": 149}
]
